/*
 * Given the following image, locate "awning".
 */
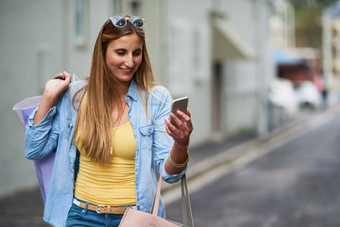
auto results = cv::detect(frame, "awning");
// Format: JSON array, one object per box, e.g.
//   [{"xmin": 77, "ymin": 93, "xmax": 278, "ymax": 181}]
[
  {"xmin": 273, "ymin": 49, "xmax": 307, "ymax": 66},
  {"xmin": 212, "ymin": 18, "xmax": 256, "ymax": 61}
]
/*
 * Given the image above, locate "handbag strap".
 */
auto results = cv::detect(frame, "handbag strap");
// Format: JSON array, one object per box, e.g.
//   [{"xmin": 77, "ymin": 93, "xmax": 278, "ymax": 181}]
[
  {"xmin": 181, "ymin": 175, "xmax": 194, "ymax": 227},
  {"xmin": 151, "ymin": 169, "xmax": 195, "ymax": 227},
  {"xmin": 151, "ymin": 168, "xmax": 163, "ymax": 216}
]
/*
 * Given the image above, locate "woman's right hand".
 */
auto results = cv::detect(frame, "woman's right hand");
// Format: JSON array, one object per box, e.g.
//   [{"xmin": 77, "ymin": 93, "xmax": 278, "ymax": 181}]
[
  {"xmin": 44, "ymin": 72, "xmax": 71, "ymax": 101},
  {"xmin": 33, "ymin": 72, "xmax": 71, "ymax": 125}
]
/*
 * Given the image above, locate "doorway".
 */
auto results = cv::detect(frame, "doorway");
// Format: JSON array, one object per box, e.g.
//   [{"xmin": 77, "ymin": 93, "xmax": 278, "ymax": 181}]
[{"xmin": 211, "ymin": 62, "xmax": 224, "ymax": 138}]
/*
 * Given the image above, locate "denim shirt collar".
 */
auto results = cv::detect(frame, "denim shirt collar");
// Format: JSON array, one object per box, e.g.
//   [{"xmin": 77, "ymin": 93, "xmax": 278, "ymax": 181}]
[{"xmin": 127, "ymin": 79, "xmax": 139, "ymax": 102}]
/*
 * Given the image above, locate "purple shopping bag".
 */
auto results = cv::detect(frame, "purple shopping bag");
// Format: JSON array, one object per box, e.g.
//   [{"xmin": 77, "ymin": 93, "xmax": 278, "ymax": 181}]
[
  {"xmin": 13, "ymin": 96, "xmax": 55, "ymax": 204},
  {"xmin": 13, "ymin": 74, "xmax": 78, "ymax": 204},
  {"xmin": 32, "ymin": 152, "xmax": 55, "ymax": 204}
]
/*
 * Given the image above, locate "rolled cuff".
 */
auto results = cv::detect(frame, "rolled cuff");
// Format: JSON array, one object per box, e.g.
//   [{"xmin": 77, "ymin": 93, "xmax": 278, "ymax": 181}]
[
  {"xmin": 27, "ymin": 106, "xmax": 57, "ymax": 128},
  {"xmin": 161, "ymin": 162, "xmax": 188, "ymax": 183}
]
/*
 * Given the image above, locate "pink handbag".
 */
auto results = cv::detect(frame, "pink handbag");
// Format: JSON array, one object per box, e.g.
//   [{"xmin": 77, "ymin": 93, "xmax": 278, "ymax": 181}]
[{"xmin": 119, "ymin": 170, "xmax": 194, "ymax": 227}]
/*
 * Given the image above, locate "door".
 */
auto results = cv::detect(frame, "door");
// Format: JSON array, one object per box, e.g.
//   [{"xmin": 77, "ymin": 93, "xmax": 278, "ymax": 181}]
[{"xmin": 211, "ymin": 62, "xmax": 224, "ymax": 137}]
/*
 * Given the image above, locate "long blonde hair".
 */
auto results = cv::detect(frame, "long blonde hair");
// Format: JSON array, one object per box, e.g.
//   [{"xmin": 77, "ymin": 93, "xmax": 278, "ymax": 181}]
[{"xmin": 73, "ymin": 16, "xmax": 156, "ymax": 164}]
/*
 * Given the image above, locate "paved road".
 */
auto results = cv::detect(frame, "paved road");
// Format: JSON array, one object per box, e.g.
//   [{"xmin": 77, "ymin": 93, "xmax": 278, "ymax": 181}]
[{"xmin": 165, "ymin": 111, "xmax": 340, "ymax": 227}]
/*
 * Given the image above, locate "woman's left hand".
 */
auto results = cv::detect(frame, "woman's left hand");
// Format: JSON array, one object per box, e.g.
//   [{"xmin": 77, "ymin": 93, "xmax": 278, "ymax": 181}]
[{"xmin": 164, "ymin": 109, "xmax": 193, "ymax": 146}]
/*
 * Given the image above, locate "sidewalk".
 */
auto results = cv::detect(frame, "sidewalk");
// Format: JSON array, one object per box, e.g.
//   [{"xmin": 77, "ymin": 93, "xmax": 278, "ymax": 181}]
[
  {"xmin": 1, "ymin": 105, "xmax": 338, "ymax": 226},
  {"xmin": 0, "ymin": 186, "xmax": 48, "ymax": 226}
]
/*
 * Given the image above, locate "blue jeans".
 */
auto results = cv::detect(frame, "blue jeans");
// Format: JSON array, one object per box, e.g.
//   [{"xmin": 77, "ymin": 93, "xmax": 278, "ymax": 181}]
[{"xmin": 66, "ymin": 198, "xmax": 133, "ymax": 227}]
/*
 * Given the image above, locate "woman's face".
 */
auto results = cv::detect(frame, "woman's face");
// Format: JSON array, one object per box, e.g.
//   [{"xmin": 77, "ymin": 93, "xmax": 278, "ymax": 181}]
[{"xmin": 105, "ymin": 33, "xmax": 143, "ymax": 84}]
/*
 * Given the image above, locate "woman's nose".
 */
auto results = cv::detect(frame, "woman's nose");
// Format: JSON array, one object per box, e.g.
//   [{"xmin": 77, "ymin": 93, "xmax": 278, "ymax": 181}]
[{"xmin": 125, "ymin": 55, "xmax": 135, "ymax": 67}]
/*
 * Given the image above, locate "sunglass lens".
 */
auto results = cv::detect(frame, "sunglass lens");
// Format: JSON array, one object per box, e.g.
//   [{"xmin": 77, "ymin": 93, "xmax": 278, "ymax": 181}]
[
  {"xmin": 113, "ymin": 17, "xmax": 126, "ymax": 27},
  {"xmin": 131, "ymin": 17, "xmax": 144, "ymax": 28}
]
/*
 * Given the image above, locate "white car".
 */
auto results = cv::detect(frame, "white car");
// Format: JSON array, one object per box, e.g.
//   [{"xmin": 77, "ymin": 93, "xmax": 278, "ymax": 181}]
[
  {"xmin": 269, "ymin": 79, "xmax": 299, "ymax": 116},
  {"xmin": 295, "ymin": 81, "xmax": 321, "ymax": 110},
  {"xmin": 268, "ymin": 79, "xmax": 299, "ymax": 129}
]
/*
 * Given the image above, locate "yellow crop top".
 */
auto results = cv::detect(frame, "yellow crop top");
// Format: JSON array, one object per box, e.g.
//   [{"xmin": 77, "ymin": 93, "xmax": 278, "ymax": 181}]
[{"xmin": 74, "ymin": 122, "xmax": 137, "ymax": 206}]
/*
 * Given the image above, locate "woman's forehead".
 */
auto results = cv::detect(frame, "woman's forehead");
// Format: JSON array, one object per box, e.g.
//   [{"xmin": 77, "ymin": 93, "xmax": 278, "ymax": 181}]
[{"xmin": 109, "ymin": 33, "xmax": 143, "ymax": 49}]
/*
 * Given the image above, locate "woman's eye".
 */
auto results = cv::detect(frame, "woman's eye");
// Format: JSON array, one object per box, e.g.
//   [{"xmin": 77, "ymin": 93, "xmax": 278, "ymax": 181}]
[
  {"xmin": 115, "ymin": 49, "xmax": 126, "ymax": 55},
  {"xmin": 133, "ymin": 51, "xmax": 142, "ymax": 56}
]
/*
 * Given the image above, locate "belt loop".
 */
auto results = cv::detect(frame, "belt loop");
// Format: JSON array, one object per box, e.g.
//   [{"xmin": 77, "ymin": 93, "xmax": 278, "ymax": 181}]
[{"xmin": 84, "ymin": 202, "xmax": 89, "ymax": 215}]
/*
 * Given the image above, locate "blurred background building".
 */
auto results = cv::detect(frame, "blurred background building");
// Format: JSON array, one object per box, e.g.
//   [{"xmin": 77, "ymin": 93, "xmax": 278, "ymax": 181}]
[
  {"xmin": 1, "ymin": 0, "xmax": 339, "ymax": 198},
  {"xmin": 323, "ymin": 1, "xmax": 340, "ymax": 104}
]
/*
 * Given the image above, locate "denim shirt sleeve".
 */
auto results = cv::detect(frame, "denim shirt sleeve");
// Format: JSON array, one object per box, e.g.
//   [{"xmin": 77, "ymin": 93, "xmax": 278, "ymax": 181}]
[
  {"xmin": 150, "ymin": 86, "xmax": 187, "ymax": 183},
  {"xmin": 25, "ymin": 102, "xmax": 60, "ymax": 160}
]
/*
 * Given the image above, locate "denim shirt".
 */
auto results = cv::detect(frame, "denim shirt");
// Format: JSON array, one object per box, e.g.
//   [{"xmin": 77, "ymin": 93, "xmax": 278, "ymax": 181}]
[{"xmin": 25, "ymin": 79, "xmax": 186, "ymax": 227}]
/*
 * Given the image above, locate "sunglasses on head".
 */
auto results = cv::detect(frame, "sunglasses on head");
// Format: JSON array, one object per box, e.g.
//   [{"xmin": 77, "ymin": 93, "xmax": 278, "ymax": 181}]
[{"xmin": 109, "ymin": 16, "xmax": 144, "ymax": 28}]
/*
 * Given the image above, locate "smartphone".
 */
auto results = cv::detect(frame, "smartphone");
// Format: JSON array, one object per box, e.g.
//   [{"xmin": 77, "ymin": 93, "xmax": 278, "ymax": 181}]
[{"xmin": 171, "ymin": 97, "xmax": 189, "ymax": 126}]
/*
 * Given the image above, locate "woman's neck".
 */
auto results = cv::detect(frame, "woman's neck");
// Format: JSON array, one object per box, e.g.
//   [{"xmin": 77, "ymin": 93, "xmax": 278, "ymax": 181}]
[
  {"xmin": 111, "ymin": 82, "xmax": 130, "ymax": 127},
  {"xmin": 116, "ymin": 81, "xmax": 130, "ymax": 99}
]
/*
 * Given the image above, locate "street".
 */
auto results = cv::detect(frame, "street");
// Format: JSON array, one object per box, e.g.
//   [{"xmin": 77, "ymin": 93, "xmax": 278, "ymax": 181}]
[{"xmin": 165, "ymin": 110, "xmax": 340, "ymax": 227}]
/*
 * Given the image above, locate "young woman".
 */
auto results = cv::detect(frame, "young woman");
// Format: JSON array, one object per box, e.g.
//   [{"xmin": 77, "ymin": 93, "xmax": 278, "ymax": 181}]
[{"xmin": 25, "ymin": 15, "xmax": 193, "ymax": 227}]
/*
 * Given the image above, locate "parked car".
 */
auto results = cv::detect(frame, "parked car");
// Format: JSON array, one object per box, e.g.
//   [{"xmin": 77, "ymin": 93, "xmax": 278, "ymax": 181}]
[
  {"xmin": 268, "ymin": 79, "xmax": 299, "ymax": 129},
  {"xmin": 295, "ymin": 81, "xmax": 321, "ymax": 110}
]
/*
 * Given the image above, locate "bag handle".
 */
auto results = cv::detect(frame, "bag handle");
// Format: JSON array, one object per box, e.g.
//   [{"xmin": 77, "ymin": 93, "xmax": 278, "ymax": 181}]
[
  {"xmin": 151, "ymin": 169, "xmax": 195, "ymax": 227},
  {"xmin": 151, "ymin": 168, "xmax": 163, "ymax": 216},
  {"xmin": 181, "ymin": 175, "xmax": 194, "ymax": 227}
]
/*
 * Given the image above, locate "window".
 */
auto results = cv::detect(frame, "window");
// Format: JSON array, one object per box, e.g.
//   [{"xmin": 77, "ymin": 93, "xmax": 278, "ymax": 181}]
[
  {"xmin": 168, "ymin": 21, "xmax": 193, "ymax": 96},
  {"xmin": 38, "ymin": 49, "xmax": 53, "ymax": 92},
  {"xmin": 74, "ymin": 0, "xmax": 88, "ymax": 46},
  {"xmin": 192, "ymin": 27, "xmax": 209, "ymax": 82}
]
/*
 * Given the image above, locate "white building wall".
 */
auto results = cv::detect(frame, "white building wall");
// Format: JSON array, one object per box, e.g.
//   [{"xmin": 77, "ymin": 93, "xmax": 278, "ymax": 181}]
[
  {"xmin": 0, "ymin": 0, "xmax": 64, "ymax": 196},
  {"xmin": 138, "ymin": 0, "xmax": 163, "ymax": 83},
  {"xmin": 155, "ymin": 0, "xmax": 213, "ymax": 145},
  {"xmin": 62, "ymin": 0, "xmax": 114, "ymax": 78},
  {"xmin": 221, "ymin": 0, "xmax": 258, "ymax": 47},
  {"xmin": 219, "ymin": 0, "xmax": 273, "ymax": 135},
  {"xmin": 222, "ymin": 0, "xmax": 259, "ymax": 134},
  {"xmin": 0, "ymin": 0, "xmax": 116, "ymax": 197},
  {"xmin": 142, "ymin": 0, "xmax": 274, "ymax": 141},
  {"xmin": 224, "ymin": 60, "xmax": 259, "ymax": 133}
]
